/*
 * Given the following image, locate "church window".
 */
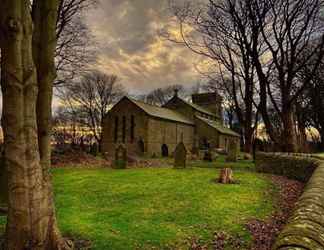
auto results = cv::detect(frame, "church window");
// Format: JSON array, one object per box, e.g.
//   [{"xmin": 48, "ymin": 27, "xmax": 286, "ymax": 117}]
[
  {"xmin": 122, "ymin": 116, "xmax": 126, "ymax": 143},
  {"xmin": 114, "ymin": 116, "xmax": 119, "ymax": 143},
  {"xmin": 130, "ymin": 115, "xmax": 135, "ymax": 142}
]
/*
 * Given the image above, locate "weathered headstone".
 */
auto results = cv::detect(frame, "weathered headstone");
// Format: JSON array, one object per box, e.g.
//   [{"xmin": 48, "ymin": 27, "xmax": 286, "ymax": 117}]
[
  {"xmin": 114, "ymin": 145, "xmax": 127, "ymax": 169},
  {"xmin": 174, "ymin": 142, "xmax": 187, "ymax": 168},
  {"xmin": 203, "ymin": 149, "xmax": 213, "ymax": 162},
  {"xmin": 226, "ymin": 139, "xmax": 238, "ymax": 162},
  {"xmin": 218, "ymin": 168, "xmax": 234, "ymax": 184}
]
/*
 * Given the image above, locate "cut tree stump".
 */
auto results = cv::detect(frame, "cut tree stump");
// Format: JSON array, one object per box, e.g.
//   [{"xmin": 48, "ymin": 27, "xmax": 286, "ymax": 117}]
[{"xmin": 218, "ymin": 168, "xmax": 234, "ymax": 184}]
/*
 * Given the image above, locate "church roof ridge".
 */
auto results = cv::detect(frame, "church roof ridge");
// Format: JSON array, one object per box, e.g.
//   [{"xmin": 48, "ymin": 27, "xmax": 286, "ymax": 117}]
[
  {"xmin": 124, "ymin": 96, "xmax": 195, "ymax": 125},
  {"xmin": 164, "ymin": 95, "xmax": 218, "ymax": 118},
  {"xmin": 195, "ymin": 115, "xmax": 240, "ymax": 137}
]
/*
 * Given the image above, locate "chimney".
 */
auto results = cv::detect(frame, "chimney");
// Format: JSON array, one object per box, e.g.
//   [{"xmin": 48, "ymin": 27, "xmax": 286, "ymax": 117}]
[{"xmin": 192, "ymin": 92, "xmax": 223, "ymax": 119}]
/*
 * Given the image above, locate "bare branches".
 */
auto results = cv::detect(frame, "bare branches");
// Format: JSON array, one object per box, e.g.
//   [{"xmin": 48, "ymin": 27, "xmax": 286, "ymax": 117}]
[
  {"xmin": 57, "ymin": 71, "xmax": 126, "ymax": 143},
  {"xmin": 55, "ymin": 0, "xmax": 97, "ymax": 85}
]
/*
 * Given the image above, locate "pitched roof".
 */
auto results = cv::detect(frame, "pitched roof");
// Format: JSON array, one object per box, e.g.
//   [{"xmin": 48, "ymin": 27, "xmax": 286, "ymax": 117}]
[
  {"xmin": 126, "ymin": 97, "xmax": 194, "ymax": 125},
  {"xmin": 165, "ymin": 96, "xmax": 218, "ymax": 118},
  {"xmin": 196, "ymin": 115, "xmax": 240, "ymax": 137}
]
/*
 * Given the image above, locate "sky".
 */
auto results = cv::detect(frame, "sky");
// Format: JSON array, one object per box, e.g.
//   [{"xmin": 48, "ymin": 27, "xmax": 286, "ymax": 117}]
[{"xmin": 85, "ymin": 0, "xmax": 204, "ymax": 94}]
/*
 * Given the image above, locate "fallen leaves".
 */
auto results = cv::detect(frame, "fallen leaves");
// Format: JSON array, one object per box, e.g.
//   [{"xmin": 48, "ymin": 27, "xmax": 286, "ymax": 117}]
[{"xmin": 246, "ymin": 175, "xmax": 304, "ymax": 250}]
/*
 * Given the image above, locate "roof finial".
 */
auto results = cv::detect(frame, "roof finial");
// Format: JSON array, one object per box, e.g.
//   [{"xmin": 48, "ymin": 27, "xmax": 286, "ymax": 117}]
[{"xmin": 174, "ymin": 88, "xmax": 179, "ymax": 97}]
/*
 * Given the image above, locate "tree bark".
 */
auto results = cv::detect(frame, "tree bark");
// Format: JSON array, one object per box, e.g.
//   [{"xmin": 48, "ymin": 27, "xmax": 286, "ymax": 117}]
[
  {"xmin": 0, "ymin": 0, "xmax": 71, "ymax": 249},
  {"xmin": 282, "ymin": 108, "xmax": 298, "ymax": 152}
]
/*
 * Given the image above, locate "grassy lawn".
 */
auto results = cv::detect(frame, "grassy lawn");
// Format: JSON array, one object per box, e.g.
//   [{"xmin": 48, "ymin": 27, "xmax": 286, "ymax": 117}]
[{"xmin": 0, "ymin": 160, "xmax": 275, "ymax": 249}]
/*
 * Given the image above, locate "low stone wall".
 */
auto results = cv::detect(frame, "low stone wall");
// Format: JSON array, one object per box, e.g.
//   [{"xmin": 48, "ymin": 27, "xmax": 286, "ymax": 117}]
[
  {"xmin": 274, "ymin": 161, "xmax": 324, "ymax": 249},
  {"xmin": 256, "ymin": 153, "xmax": 324, "ymax": 249},
  {"xmin": 255, "ymin": 152, "xmax": 318, "ymax": 182}
]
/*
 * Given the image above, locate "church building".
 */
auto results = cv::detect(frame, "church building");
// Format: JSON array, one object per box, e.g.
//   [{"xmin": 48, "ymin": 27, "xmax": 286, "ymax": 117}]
[{"xmin": 101, "ymin": 91, "xmax": 240, "ymax": 157}]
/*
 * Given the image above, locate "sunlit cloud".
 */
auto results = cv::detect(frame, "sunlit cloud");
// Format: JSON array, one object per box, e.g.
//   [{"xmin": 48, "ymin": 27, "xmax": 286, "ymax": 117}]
[{"xmin": 85, "ymin": 0, "xmax": 204, "ymax": 94}]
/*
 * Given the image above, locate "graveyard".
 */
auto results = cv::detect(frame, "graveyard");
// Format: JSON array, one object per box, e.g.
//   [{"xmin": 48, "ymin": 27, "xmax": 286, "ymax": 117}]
[
  {"xmin": 1, "ymin": 0, "xmax": 324, "ymax": 249},
  {"xmin": 0, "ymin": 149, "xmax": 303, "ymax": 250}
]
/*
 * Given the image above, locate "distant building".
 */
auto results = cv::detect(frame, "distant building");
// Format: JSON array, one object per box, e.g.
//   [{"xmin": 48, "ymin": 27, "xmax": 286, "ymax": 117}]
[{"xmin": 102, "ymin": 91, "xmax": 240, "ymax": 157}]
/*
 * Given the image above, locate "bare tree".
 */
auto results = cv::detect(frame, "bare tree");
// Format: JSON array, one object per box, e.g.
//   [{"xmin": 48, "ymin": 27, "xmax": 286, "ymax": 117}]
[
  {"xmin": 138, "ymin": 84, "xmax": 188, "ymax": 106},
  {"xmin": 296, "ymin": 42, "xmax": 324, "ymax": 150},
  {"xmin": 166, "ymin": 0, "xmax": 260, "ymax": 153},
  {"xmin": 57, "ymin": 71, "xmax": 126, "ymax": 145},
  {"xmin": 55, "ymin": 0, "xmax": 97, "ymax": 85},
  {"xmin": 247, "ymin": 0, "xmax": 324, "ymax": 152},
  {"xmin": 167, "ymin": 0, "xmax": 324, "ymax": 152}
]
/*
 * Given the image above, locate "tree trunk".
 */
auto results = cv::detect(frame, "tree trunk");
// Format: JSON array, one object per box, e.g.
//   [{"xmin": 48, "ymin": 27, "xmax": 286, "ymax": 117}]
[
  {"xmin": 0, "ymin": 155, "xmax": 7, "ymax": 206},
  {"xmin": 0, "ymin": 1, "xmax": 70, "ymax": 249},
  {"xmin": 282, "ymin": 108, "xmax": 298, "ymax": 152},
  {"xmin": 243, "ymin": 125, "xmax": 253, "ymax": 154},
  {"xmin": 218, "ymin": 168, "xmax": 234, "ymax": 184}
]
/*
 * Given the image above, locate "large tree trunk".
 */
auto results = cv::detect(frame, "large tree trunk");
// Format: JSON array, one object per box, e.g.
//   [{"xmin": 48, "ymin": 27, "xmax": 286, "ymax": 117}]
[
  {"xmin": 32, "ymin": 0, "xmax": 57, "ymax": 171},
  {"xmin": 0, "ymin": 1, "xmax": 70, "ymax": 249},
  {"xmin": 282, "ymin": 108, "xmax": 298, "ymax": 152}
]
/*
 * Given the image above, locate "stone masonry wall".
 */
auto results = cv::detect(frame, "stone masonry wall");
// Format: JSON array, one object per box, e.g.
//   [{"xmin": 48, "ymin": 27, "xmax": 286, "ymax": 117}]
[
  {"xmin": 146, "ymin": 117, "xmax": 194, "ymax": 157},
  {"xmin": 101, "ymin": 99, "xmax": 149, "ymax": 156},
  {"xmin": 256, "ymin": 153, "xmax": 324, "ymax": 250}
]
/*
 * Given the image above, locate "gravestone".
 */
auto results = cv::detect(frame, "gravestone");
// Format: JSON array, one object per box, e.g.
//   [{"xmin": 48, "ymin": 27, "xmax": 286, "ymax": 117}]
[
  {"xmin": 174, "ymin": 142, "xmax": 187, "ymax": 168},
  {"xmin": 114, "ymin": 145, "xmax": 127, "ymax": 169},
  {"xmin": 226, "ymin": 139, "xmax": 238, "ymax": 162},
  {"xmin": 203, "ymin": 149, "xmax": 213, "ymax": 162}
]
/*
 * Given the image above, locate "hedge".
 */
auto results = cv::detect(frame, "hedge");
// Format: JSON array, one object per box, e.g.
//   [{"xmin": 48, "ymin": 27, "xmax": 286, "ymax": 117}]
[
  {"xmin": 255, "ymin": 152, "xmax": 319, "ymax": 182},
  {"xmin": 255, "ymin": 153, "xmax": 324, "ymax": 249}
]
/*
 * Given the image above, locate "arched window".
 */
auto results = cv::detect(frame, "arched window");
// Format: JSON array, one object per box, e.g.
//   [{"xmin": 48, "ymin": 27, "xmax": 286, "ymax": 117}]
[
  {"xmin": 114, "ymin": 116, "xmax": 119, "ymax": 143},
  {"xmin": 161, "ymin": 144, "xmax": 169, "ymax": 157},
  {"xmin": 130, "ymin": 115, "xmax": 135, "ymax": 142},
  {"xmin": 122, "ymin": 116, "xmax": 126, "ymax": 143}
]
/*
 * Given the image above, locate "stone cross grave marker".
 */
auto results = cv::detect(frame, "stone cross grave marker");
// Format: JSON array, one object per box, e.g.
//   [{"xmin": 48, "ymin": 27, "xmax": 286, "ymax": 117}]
[{"xmin": 174, "ymin": 142, "xmax": 187, "ymax": 168}]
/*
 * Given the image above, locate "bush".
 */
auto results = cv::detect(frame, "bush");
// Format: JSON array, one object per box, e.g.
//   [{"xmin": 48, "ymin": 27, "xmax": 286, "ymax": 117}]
[{"xmin": 255, "ymin": 153, "xmax": 318, "ymax": 182}]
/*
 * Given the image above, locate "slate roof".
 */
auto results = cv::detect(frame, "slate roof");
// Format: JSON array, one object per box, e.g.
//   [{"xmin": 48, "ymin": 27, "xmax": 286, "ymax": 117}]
[
  {"xmin": 196, "ymin": 115, "xmax": 240, "ymax": 137},
  {"xmin": 126, "ymin": 97, "xmax": 195, "ymax": 125},
  {"xmin": 181, "ymin": 99, "xmax": 217, "ymax": 117},
  {"xmin": 164, "ymin": 96, "xmax": 217, "ymax": 118}
]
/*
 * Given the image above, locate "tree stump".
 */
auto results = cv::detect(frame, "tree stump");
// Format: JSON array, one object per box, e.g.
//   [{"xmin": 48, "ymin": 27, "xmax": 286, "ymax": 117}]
[{"xmin": 218, "ymin": 168, "xmax": 234, "ymax": 184}]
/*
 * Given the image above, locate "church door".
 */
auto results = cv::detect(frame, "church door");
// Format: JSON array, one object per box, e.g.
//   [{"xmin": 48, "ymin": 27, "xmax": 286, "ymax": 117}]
[
  {"xmin": 138, "ymin": 139, "xmax": 145, "ymax": 155},
  {"xmin": 161, "ymin": 144, "xmax": 169, "ymax": 157}
]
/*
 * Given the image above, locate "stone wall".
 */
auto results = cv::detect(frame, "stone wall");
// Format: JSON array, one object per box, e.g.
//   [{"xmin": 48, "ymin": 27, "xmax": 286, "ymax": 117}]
[
  {"xmin": 255, "ymin": 153, "xmax": 324, "ymax": 249},
  {"xmin": 195, "ymin": 117, "xmax": 219, "ymax": 148},
  {"xmin": 265, "ymin": 155, "xmax": 324, "ymax": 250},
  {"xmin": 146, "ymin": 117, "xmax": 194, "ymax": 156},
  {"xmin": 255, "ymin": 152, "xmax": 318, "ymax": 182},
  {"xmin": 219, "ymin": 135, "xmax": 240, "ymax": 153},
  {"xmin": 101, "ymin": 99, "xmax": 149, "ymax": 156}
]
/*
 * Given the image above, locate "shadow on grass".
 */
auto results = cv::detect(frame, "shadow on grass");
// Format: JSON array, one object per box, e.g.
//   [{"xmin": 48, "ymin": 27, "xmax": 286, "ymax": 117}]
[{"xmin": 187, "ymin": 155, "xmax": 255, "ymax": 172}]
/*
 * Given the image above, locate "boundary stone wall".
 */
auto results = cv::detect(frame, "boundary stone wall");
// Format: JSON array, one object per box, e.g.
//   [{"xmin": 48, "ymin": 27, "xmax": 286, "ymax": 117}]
[{"xmin": 256, "ymin": 153, "xmax": 324, "ymax": 249}]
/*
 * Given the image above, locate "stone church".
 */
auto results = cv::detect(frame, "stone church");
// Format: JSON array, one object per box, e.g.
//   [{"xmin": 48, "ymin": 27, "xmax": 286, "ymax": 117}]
[{"xmin": 102, "ymin": 91, "xmax": 240, "ymax": 157}]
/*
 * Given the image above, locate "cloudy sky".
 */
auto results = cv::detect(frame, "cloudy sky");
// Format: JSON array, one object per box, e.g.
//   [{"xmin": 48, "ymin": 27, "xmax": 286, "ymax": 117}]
[{"xmin": 85, "ymin": 0, "xmax": 203, "ymax": 94}]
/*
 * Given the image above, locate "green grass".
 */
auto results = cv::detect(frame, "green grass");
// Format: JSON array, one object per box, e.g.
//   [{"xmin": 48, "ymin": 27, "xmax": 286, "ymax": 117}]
[
  {"xmin": 188, "ymin": 155, "xmax": 254, "ymax": 171},
  {"xmin": 0, "ymin": 160, "xmax": 275, "ymax": 249}
]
